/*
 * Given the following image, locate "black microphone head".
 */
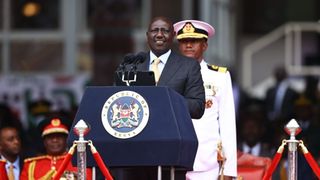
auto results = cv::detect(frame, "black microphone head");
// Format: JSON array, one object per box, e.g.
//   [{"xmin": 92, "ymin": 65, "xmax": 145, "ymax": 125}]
[
  {"xmin": 123, "ymin": 53, "xmax": 136, "ymax": 64},
  {"xmin": 135, "ymin": 52, "xmax": 146, "ymax": 64},
  {"xmin": 117, "ymin": 53, "xmax": 135, "ymax": 72}
]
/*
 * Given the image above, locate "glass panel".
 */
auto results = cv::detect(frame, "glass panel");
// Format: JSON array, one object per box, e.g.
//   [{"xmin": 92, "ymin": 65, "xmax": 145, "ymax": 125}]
[
  {"xmin": 0, "ymin": 43, "xmax": 2, "ymax": 72},
  {"xmin": 86, "ymin": 0, "xmax": 94, "ymax": 29},
  {"xmin": 10, "ymin": 0, "xmax": 60, "ymax": 30},
  {"xmin": 10, "ymin": 40, "xmax": 63, "ymax": 72},
  {"xmin": 77, "ymin": 41, "xmax": 93, "ymax": 73},
  {"xmin": 241, "ymin": 0, "xmax": 286, "ymax": 34},
  {"xmin": 132, "ymin": 0, "xmax": 144, "ymax": 28},
  {"xmin": 86, "ymin": 0, "xmax": 143, "ymax": 29},
  {"xmin": 0, "ymin": 0, "xmax": 3, "ymax": 29}
]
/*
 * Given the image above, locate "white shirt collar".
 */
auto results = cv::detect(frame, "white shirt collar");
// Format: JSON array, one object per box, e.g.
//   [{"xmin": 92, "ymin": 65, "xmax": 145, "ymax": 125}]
[
  {"xmin": 200, "ymin": 60, "xmax": 206, "ymax": 67},
  {"xmin": 1, "ymin": 156, "xmax": 19, "ymax": 168},
  {"xmin": 243, "ymin": 143, "xmax": 261, "ymax": 156},
  {"xmin": 2, "ymin": 155, "xmax": 20, "ymax": 180},
  {"xmin": 149, "ymin": 50, "xmax": 171, "ymax": 65}
]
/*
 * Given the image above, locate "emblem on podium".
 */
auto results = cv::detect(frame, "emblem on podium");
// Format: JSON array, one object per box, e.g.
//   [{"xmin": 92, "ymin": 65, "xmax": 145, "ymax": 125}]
[{"xmin": 101, "ymin": 90, "xmax": 149, "ymax": 139}]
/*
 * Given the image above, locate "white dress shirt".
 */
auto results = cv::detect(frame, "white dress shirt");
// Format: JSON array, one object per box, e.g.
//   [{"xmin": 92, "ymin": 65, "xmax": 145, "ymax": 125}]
[
  {"xmin": 242, "ymin": 143, "xmax": 262, "ymax": 157},
  {"xmin": 148, "ymin": 50, "xmax": 171, "ymax": 75}
]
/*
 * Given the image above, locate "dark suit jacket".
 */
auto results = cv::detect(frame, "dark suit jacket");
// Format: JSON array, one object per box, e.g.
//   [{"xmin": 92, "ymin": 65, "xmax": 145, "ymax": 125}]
[
  {"xmin": 125, "ymin": 51, "xmax": 205, "ymax": 119},
  {"xmin": 265, "ymin": 84, "xmax": 299, "ymax": 121}
]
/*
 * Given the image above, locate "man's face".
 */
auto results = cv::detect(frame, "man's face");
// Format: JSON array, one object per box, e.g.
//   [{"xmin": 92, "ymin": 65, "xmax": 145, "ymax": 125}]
[
  {"xmin": 0, "ymin": 127, "xmax": 21, "ymax": 157},
  {"xmin": 178, "ymin": 38, "xmax": 207, "ymax": 62},
  {"xmin": 43, "ymin": 133, "xmax": 67, "ymax": 156},
  {"xmin": 241, "ymin": 118, "xmax": 262, "ymax": 147},
  {"xmin": 146, "ymin": 18, "xmax": 174, "ymax": 57}
]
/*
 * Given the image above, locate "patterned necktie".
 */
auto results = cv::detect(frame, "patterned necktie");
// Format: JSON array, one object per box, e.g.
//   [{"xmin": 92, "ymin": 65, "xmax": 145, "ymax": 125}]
[
  {"xmin": 151, "ymin": 58, "xmax": 161, "ymax": 84},
  {"xmin": 8, "ymin": 164, "xmax": 15, "ymax": 180}
]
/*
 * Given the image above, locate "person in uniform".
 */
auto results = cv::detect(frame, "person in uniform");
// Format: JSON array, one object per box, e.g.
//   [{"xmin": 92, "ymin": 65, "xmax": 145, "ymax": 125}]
[
  {"xmin": 174, "ymin": 20, "xmax": 237, "ymax": 180},
  {"xmin": 0, "ymin": 159, "xmax": 9, "ymax": 179},
  {"xmin": 20, "ymin": 117, "xmax": 92, "ymax": 180}
]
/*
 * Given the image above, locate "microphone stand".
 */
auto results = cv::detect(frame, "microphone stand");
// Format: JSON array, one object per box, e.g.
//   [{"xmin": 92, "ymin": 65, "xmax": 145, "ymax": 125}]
[
  {"xmin": 120, "ymin": 52, "xmax": 146, "ymax": 86},
  {"xmin": 117, "ymin": 54, "xmax": 135, "ymax": 86},
  {"xmin": 124, "ymin": 61, "xmax": 138, "ymax": 86}
]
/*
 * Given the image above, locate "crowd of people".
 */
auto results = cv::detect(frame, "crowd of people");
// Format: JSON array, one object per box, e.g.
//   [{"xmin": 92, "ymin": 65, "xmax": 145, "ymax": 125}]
[
  {"xmin": 237, "ymin": 67, "xmax": 320, "ymax": 179},
  {"xmin": 0, "ymin": 16, "xmax": 320, "ymax": 179}
]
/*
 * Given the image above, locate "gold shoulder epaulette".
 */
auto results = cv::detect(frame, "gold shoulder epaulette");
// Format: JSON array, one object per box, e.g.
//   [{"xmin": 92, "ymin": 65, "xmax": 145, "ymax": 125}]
[
  {"xmin": 24, "ymin": 155, "xmax": 48, "ymax": 162},
  {"xmin": 207, "ymin": 64, "xmax": 228, "ymax": 73},
  {"xmin": 0, "ymin": 159, "xmax": 6, "ymax": 163}
]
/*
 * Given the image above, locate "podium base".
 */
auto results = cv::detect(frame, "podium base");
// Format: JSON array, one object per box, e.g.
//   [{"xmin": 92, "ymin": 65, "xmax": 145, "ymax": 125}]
[
  {"xmin": 157, "ymin": 166, "xmax": 176, "ymax": 180},
  {"xmin": 109, "ymin": 166, "xmax": 187, "ymax": 180}
]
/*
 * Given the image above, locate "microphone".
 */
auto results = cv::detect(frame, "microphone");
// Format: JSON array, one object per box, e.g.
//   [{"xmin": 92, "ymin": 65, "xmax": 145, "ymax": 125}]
[
  {"xmin": 131, "ymin": 52, "xmax": 146, "ymax": 72},
  {"xmin": 117, "ymin": 53, "xmax": 135, "ymax": 72},
  {"xmin": 116, "ymin": 52, "xmax": 146, "ymax": 86},
  {"xmin": 134, "ymin": 52, "xmax": 146, "ymax": 64},
  {"xmin": 123, "ymin": 53, "xmax": 136, "ymax": 65}
]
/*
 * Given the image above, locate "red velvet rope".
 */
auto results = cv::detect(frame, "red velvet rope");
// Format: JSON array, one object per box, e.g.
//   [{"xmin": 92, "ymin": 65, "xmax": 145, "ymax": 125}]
[
  {"xmin": 262, "ymin": 152, "xmax": 283, "ymax": 180},
  {"xmin": 303, "ymin": 152, "xmax": 320, "ymax": 179},
  {"xmin": 92, "ymin": 151, "xmax": 114, "ymax": 180},
  {"xmin": 52, "ymin": 142, "xmax": 114, "ymax": 180},
  {"xmin": 52, "ymin": 153, "xmax": 73, "ymax": 180},
  {"xmin": 262, "ymin": 140, "xmax": 320, "ymax": 179}
]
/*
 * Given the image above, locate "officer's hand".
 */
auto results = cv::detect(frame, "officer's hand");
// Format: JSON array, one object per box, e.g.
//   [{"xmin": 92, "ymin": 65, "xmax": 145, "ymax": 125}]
[{"xmin": 218, "ymin": 175, "xmax": 235, "ymax": 180}]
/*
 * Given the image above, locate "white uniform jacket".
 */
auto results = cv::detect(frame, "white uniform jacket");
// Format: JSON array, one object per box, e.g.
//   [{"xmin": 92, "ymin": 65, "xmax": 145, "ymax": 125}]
[{"xmin": 191, "ymin": 60, "xmax": 237, "ymax": 177}]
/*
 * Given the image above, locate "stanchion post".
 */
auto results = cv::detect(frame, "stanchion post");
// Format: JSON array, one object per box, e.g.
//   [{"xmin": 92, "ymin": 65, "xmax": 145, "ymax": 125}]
[
  {"xmin": 157, "ymin": 166, "xmax": 162, "ymax": 180},
  {"xmin": 284, "ymin": 119, "xmax": 301, "ymax": 180},
  {"xmin": 263, "ymin": 119, "xmax": 320, "ymax": 179},
  {"xmin": 74, "ymin": 119, "xmax": 90, "ymax": 180}
]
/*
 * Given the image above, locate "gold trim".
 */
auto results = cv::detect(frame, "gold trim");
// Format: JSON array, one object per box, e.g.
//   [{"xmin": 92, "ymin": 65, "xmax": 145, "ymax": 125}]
[
  {"xmin": 51, "ymin": 118, "xmax": 61, "ymax": 126},
  {"xmin": 40, "ymin": 169, "xmax": 56, "ymax": 180},
  {"xmin": 42, "ymin": 128, "xmax": 68, "ymax": 137},
  {"xmin": 218, "ymin": 67, "xmax": 227, "ymax": 73},
  {"xmin": 177, "ymin": 33, "xmax": 208, "ymax": 40},
  {"xmin": 28, "ymin": 161, "xmax": 36, "ymax": 180}
]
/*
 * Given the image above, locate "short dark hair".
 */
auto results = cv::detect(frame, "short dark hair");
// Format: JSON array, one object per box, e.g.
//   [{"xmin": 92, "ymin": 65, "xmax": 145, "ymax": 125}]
[{"xmin": 148, "ymin": 16, "xmax": 174, "ymax": 31}]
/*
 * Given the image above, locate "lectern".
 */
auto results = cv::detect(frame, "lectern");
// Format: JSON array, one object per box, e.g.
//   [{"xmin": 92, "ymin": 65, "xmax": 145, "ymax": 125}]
[{"xmin": 67, "ymin": 86, "xmax": 198, "ymax": 178}]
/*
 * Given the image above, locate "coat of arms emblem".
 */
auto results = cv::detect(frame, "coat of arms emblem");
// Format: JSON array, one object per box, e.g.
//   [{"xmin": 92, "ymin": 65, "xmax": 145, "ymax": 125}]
[{"xmin": 101, "ymin": 90, "xmax": 149, "ymax": 139}]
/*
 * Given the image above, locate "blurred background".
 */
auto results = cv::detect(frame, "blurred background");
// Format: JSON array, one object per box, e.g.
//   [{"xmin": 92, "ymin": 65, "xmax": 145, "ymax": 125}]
[{"xmin": 0, "ymin": 0, "xmax": 320, "ymax": 174}]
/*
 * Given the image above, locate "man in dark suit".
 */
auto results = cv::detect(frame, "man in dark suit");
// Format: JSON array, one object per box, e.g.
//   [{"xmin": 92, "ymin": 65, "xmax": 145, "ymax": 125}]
[
  {"xmin": 237, "ymin": 107, "xmax": 273, "ymax": 158},
  {"xmin": 124, "ymin": 16, "xmax": 205, "ymax": 119},
  {"xmin": 265, "ymin": 66, "xmax": 299, "ymax": 122},
  {"xmin": 115, "ymin": 16, "xmax": 205, "ymax": 180},
  {"xmin": 0, "ymin": 125, "xmax": 23, "ymax": 180}
]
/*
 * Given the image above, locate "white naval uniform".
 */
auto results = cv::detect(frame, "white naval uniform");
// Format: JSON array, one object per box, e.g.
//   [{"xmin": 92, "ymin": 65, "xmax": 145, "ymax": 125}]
[{"xmin": 186, "ymin": 60, "xmax": 237, "ymax": 179}]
